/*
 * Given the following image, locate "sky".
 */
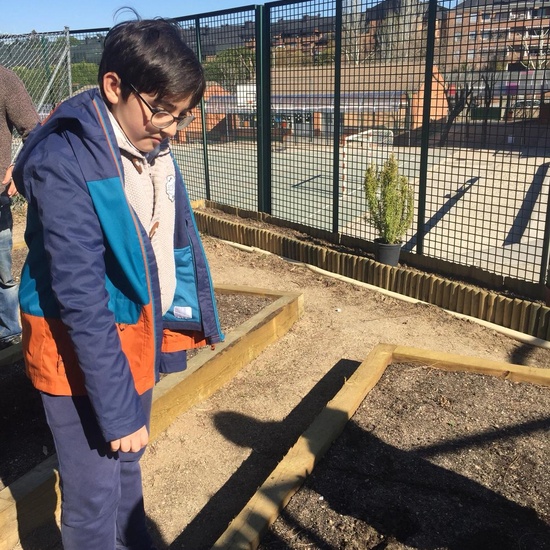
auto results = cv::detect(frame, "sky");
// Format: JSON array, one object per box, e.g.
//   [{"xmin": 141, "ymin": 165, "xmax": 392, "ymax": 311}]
[{"xmin": 3, "ymin": 1, "xmax": 266, "ymax": 35}]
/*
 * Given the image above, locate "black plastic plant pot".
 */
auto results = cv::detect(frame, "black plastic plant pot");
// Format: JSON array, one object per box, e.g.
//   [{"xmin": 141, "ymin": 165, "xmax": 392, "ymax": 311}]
[{"xmin": 374, "ymin": 238, "xmax": 402, "ymax": 266}]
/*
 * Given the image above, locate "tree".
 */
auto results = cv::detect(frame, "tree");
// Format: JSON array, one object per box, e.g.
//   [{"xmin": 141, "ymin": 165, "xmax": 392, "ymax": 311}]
[
  {"xmin": 342, "ymin": 0, "xmax": 364, "ymax": 64},
  {"xmin": 520, "ymin": 29, "xmax": 550, "ymax": 70},
  {"xmin": 203, "ymin": 47, "xmax": 255, "ymax": 92},
  {"xmin": 479, "ymin": 71, "xmax": 497, "ymax": 145},
  {"xmin": 71, "ymin": 62, "xmax": 99, "ymax": 92},
  {"xmin": 373, "ymin": 0, "xmax": 424, "ymax": 61},
  {"xmin": 438, "ymin": 82, "xmax": 474, "ymax": 147}
]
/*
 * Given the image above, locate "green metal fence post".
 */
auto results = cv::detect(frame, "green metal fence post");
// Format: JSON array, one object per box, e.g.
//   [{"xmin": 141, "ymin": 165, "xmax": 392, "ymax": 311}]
[
  {"xmin": 332, "ymin": 0, "xmax": 343, "ymax": 234},
  {"xmin": 195, "ymin": 17, "xmax": 211, "ymax": 201},
  {"xmin": 416, "ymin": 0, "xmax": 438, "ymax": 256},
  {"xmin": 257, "ymin": 4, "xmax": 272, "ymax": 214},
  {"xmin": 539, "ymin": 172, "xmax": 550, "ymax": 286}
]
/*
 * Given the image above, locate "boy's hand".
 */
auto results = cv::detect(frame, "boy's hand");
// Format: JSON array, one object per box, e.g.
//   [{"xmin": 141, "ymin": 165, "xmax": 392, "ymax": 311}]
[{"xmin": 110, "ymin": 425, "xmax": 149, "ymax": 453}]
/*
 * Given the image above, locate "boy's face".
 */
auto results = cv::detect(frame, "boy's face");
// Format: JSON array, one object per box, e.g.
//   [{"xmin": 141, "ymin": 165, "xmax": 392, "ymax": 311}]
[{"xmin": 103, "ymin": 72, "xmax": 193, "ymax": 153}]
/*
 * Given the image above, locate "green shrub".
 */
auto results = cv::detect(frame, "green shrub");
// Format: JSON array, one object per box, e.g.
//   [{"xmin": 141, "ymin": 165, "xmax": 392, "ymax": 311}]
[{"xmin": 364, "ymin": 153, "xmax": 414, "ymax": 244}]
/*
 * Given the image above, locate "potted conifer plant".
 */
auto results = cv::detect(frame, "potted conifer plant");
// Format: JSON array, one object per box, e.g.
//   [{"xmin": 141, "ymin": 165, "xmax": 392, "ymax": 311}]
[{"xmin": 364, "ymin": 153, "xmax": 414, "ymax": 266}]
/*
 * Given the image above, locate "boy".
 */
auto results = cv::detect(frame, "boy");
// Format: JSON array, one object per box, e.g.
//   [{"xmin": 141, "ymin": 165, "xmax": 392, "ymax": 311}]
[{"xmin": 13, "ymin": 18, "xmax": 223, "ymax": 550}]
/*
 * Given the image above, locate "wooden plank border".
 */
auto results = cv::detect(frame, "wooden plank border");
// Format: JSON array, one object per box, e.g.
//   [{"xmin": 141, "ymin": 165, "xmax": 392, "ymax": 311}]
[
  {"xmin": 213, "ymin": 343, "xmax": 550, "ymax": 549},
  {"xmin": 194, "ymin": 209, "xmax": 550, "ymax": 341},
  {"xmin": 0, "ymin": 285, "xmax": 303, "ymax": 550},
  {"xmin": 151, "ymin": 286, "xmax": 304, "ymax": 439}
]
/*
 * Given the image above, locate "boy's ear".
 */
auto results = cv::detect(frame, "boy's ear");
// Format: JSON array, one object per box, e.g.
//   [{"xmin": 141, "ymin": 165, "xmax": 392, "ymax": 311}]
[{"xmin": 102, "ymin": 72, "xmax": 123, "ymax": 105}]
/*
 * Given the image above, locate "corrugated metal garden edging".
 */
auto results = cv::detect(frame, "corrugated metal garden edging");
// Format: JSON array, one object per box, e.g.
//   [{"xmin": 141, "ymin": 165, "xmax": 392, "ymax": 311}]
[{"xmin": 193, "ymin": 208, "xmax": 550, "ymax": 341}]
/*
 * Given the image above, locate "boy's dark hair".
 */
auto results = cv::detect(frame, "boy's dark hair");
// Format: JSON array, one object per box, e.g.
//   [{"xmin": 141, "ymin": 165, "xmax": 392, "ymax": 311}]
[{"xmin": 98, "ymin": 18, "xmax": 205, "ymax": 108}]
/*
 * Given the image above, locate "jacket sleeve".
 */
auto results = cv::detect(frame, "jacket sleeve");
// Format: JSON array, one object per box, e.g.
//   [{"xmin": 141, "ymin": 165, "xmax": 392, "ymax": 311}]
[{"xmin": 23, "ymin": 131, "xmax": 147, "ymax": 443}]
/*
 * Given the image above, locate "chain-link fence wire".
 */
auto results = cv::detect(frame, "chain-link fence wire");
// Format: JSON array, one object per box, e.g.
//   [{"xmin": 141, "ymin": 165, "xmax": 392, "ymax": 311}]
[
  {"xmin": 4, "ymin": 1, "xmax": 550, "ymax": 290},
  {"xmin": 68, "ymin": 29, "xmax": 106, "ymax": 93},
  {"xmin": 0, "ymin": 29, "xmax": 71, "ymax": 159}
]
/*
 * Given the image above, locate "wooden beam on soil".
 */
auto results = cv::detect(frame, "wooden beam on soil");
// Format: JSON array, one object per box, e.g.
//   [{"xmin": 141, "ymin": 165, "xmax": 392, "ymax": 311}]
[
  {"xmin": 0, "ymin": 285, "xmax": 303, "ymax": 550},
  {"xmin": 212, "ymin": 344, "xmax": 395, "ymax": 549},
  {"xmin": 213, "ymin": 343, "xmax": 550, "ymax": 549},
  {"xmin": 392, "ymin": 345, "xmax": 550, "ymax": 387},
  {"xmin": 150, "ymin": 286, "xmax": 304, "ymax": 439},
  {"xmin": 0, "ymin": 456, "xmax": 60, "ymax": 550}
]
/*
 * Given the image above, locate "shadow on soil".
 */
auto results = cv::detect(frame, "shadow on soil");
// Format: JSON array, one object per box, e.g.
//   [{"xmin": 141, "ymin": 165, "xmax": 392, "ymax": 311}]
[
  {"xmin": 0, "ymin": 362, "xmax": 165, "ymax": 550},
  {"xmin": 0, "ymin": 360, "xmax": 60, "ymax": 549},
  {"xmin": 168, "ymin": 358, "xmax": 362, "ymax": 550},
  {"xmin": 196, "ymin": 367, "xmax": 550, "ymax": 550},
  {"xmin": 258, "ymin": 413, "xmax": 550, "ymax": 550},
  {"xmin": 509, "ymin": 343, "xmax": 546, "ymax": 367}
]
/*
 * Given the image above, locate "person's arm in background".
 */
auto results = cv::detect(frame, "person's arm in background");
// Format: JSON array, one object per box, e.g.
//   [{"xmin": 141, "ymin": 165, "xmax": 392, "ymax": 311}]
[{"xmin": 2, "ymin": 70, "xmax": 39, "ymax": 196}]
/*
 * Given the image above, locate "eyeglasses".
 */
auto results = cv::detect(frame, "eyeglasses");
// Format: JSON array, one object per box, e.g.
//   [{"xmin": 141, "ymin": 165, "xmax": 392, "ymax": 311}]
[{"xmin": 129, "ymin": 84, "xmax": 195, "ymax": 131}]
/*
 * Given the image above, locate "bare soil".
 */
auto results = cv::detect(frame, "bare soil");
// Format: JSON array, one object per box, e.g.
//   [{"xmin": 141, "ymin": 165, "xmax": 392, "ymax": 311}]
[
  {"xmin": 5, "ymin": 208, "xmax": 550, "ymax": 550},
  {"xmin": 260, "ymin": 364, "xmax": 550, "ymax": 550}
]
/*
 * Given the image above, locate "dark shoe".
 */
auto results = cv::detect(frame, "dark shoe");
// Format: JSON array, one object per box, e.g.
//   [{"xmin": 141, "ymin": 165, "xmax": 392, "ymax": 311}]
[{"xmin": 0, "ymin": 333, "xmax": 22, "ymax": 350}]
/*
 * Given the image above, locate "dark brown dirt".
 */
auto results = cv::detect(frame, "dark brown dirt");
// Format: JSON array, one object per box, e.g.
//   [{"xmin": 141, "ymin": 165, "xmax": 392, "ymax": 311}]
[{"xmin": 260, "ymin": 364, "xmax": 550, "ymax": 550}]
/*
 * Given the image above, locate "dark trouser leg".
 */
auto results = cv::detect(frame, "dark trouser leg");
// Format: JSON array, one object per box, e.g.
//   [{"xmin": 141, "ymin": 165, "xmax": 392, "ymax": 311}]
[{"xmin": 41, "ymin": 390, "xmax": 154, "ymax": 550}]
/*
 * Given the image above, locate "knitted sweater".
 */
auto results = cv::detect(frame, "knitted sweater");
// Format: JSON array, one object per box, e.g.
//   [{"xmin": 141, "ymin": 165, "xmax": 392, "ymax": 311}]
[
  {"xmin": 0, "ymin": 65, "xmax": 39, "ymax": 229},
  {"xmin": 107, "ymin": 110, "xmax": 177, "ymax": 315}
]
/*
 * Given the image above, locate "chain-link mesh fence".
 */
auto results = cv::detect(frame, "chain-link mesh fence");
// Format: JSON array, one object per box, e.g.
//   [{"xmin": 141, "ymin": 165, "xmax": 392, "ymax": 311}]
[{"xmin": 0, "ymin": 29, "xmax": 71, "ymax": 158}]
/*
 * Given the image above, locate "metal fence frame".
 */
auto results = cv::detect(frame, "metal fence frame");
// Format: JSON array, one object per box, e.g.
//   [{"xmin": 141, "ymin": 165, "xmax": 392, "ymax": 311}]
[{"xmin": 3, "ymin": 0, "xmax": 550, "ymax": 299}]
